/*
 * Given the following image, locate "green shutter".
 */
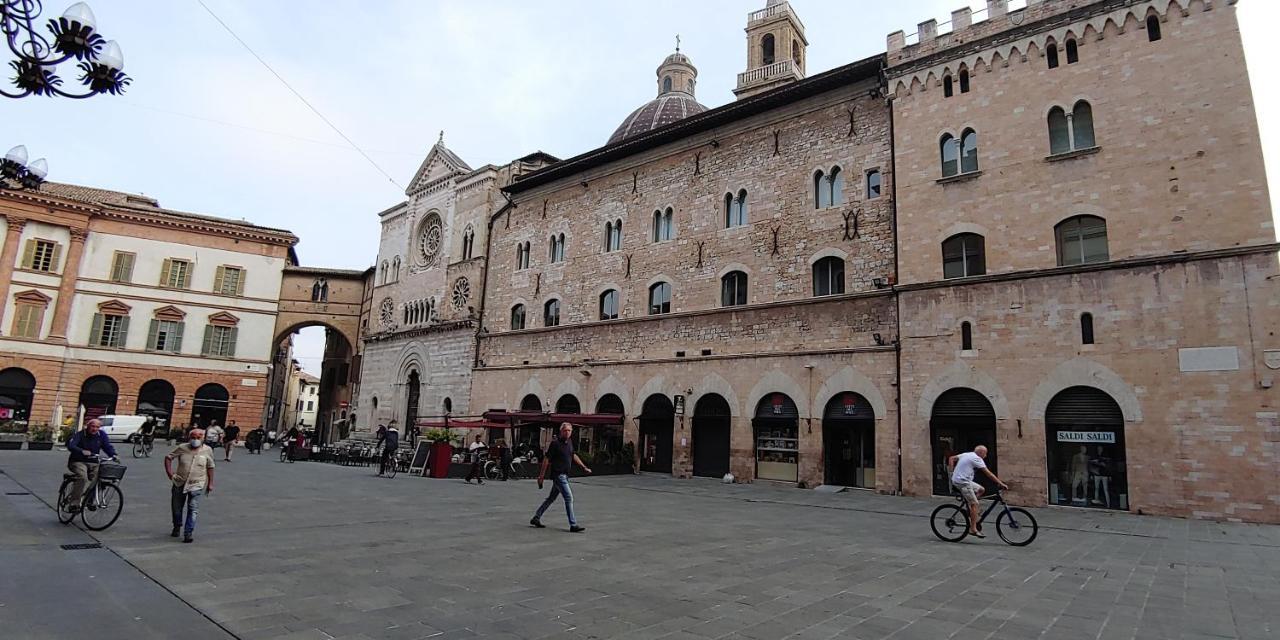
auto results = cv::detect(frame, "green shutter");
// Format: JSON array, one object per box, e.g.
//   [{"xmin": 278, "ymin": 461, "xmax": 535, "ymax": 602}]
[
  {"xmin": 160, "ymin": 259, "xmax": 172, "ymax": 287},
  {"xmin": 235, "ymin": 270, "xmax": 245, "ymax": 296},
  {"xmin": 213, "ymin": 266, "xmax": 225, "ymax": 294},
  {"xmin": 48, "ymin": 243, "xmax": 62, "ymax": 273},
  {"xmin": 171, "ymin": 322, "xmax": 184, "ymax": 353},
  {"xmin": 123, "ymin": 253, "xmax": 135, "ymax": 281},
  {"xmin": 146, "ymin": 319, "xmax": 159, "ymax": 351},
  {"xmin": 201, "ymin": 324, "xmax": 213, "ymax": 356},
  {"xmin": 226, "ymin": 327, "xmax": 238, "ymax": 357},
  {"xmin": 89, "ymin": 312, "xmax": 103, "ymax": 345},
  {"xmin": 115, "ymin": 315, "xmax": 130, "ymax": 348},
  {"xmin": 20, "ymin": 239, "xmax": 34, "ymax": 269}
]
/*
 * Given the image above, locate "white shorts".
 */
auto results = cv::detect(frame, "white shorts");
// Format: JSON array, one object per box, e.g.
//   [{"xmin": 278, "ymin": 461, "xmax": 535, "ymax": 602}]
[{"xmin": 953, "ymin": 480, "xmax": 983, "ymax": 505}]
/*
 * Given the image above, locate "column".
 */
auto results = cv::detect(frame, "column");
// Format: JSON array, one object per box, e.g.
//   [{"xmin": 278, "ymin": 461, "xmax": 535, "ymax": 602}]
[
  {"xmin": 47, "ymin": 226, "xmax": 88, "ymax": 343},
  {"xmin": 0, "ymin": 215, "xmax": 28, "ymax": 330}
]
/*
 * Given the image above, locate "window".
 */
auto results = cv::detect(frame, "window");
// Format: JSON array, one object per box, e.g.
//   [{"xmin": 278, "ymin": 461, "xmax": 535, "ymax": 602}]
[
  {"xmin": 202, "ymin": 325, "xmax": 238, "ymax": 357},
  {"xmin": 652, "ymin": 208, "xmax": 673, "ymax": 242},
  {"xmin": 943, "ymin": 74, "xmax": 954, "ymax": 97},
  {"xmin": 1081, "ymin": 313, "xmax": 1095, "ymax": 345},
  {"xmin": 511, "ymin": 304, "xmax": 526, "ymax": 330},
  {"xmin": 1055, "ymin": 215, "xmax": 1109, "ymax": 266},
  {"xmin": 761, "ymin": 33, "xmax": 775, "ymax": 65},
  {"xmin": 11, "ymin": 301, "xmax": 45, "ymax": 339},
  {"xmin": 961, "ymin": 321, "xmax": 973, "ymax": 351},
  {"xmin": 1146, "ymin": 15, "xmax": 1161, "ymax": 41},
  {"xmin": 725, "ymin": 190, "xmax": 748, "ymax": 228},
  {"xmin": 306, "ymin": 401, "xmax": 314, "ymax": 412},
  {"xmin": 792, "ymin": 39, "xmax": 801, "ymax": 65},
  {"xmin": 311, "ymin": 278, "xmax": 328, "ymax": 302},
  {"xmin": 814, "ymin": 168, "xmax": 845, "ymax": 209},
  {"xmin": 160, "ymin": 258, "xmax": 191, "ymax": 289},
  {"xmin": 942, "ymin": 233, "xmax": 986, "ymax": 279},
  {"xmin": 390, "ymin": 256, "xmax": 400, "ymax": 283},
  {"xmin": 462, "ymin": 226, "xmax": 475, "ymax": 260},
  {"xmin": 379, "ymin": 261, "xmax": 388, "ymax": 285},
  {"xmin": 959, "ymin": 69, "xmax": 970, "ymax": 93},
  {"xmin": 543, "ymin": 299, "xmax": 560, "ymax": 327},
  {"xmin": 812, "ymin": 257, "xmax": 845, "ymax": 296},
  {"xmin": 599, "ymin": 289, "xmax": 619, "ymax": 320},
  {"xmin": 214, "ymin": 266, "xmax": 245, "ymax": 296},
  {"xmin": 549, "ymin": 234, "xmax": 565, "ymax": 263},
  {"xmin": 22, "ymin": 239, "xmax": 60, "ymax": 273},
  {"xmin": 147, "ymin": 319, "xmax": 184, "ymax": 353},
  {"xmin": 1065, "ymin": 38, "xmax": 1079, "ymax": 64},
  {"xmin": 866, "ymin": 170, "xmax": 882, "ymax": 199},
  {"xmin": 663, "ymin": 76, "xmax": 672, "ymax": 92},
  {"xmin": 648, "ymin": 282, "xmax": 671, "ymax": 315},
  {"xmin": 605, "ymin": 220, "xmax": 622, "ymax": 252},
  {"xmin": 109, "ymin": 251, "xmax": 135, "ymax": 283},
  {"xmin": 443, "ymin": 397, "xmax": 452, "ymax": 414},
  {"xmin": 960, "ymin": 129, "xmax": 978, "ymax": 173},
  {"xmin": 721, "ymin": 271, "xmax": 748, "ymax": 307},
  {"xmin": 1047, "ymin": 42, "xmax": 1059, "ymax": 69},
  {"xmin": 517, "ymin": 242, "xmax": 531, "ymax": 269},
  {"xmin": 940, "ymin": 134, "xmax": 959, "ymax": 177},
  {"xmin": 1049, "ymin": 101, "xmax": 1095, "ymax": 155},
  {"xmin": 90, "ymin": 312, "xmax": 129, "ymax": 348}
]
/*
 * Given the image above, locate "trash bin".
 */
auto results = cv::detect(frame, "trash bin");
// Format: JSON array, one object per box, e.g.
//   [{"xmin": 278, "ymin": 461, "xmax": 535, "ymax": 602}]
[{"xmin": 429, "ymin": 441, "xmax": 452, "ymax": 478}]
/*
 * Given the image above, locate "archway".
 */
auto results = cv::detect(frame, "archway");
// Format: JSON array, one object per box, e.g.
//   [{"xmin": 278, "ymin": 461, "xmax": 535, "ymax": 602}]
[
  {"xmin": 517, "ymin": 393, "xmax": 543, "ymax": 447},
  {"xmin": 137, "ymin": 379, "xmax": 175, "ymax": 430},
  {"xmin": 930, "ymin": 388, "xmax": 997, "ymax": 495},
  {"xmin": 190, "ymin": 383, "xmax": 229, "ymax": 428},
  {"xmin": 1045, "ymin": 386, "xmax": 1127, "ymax": 510},
  {"xmin": 405, "ymin": 370, "xmax": 420, "ymax": 427},
  {"xmin": 823, "ymin": 392, "xmax": 875, "ymax": 488},
  {"xmin": 692, "ymin": 394, "xmax": 731, "ymax": 479},
  {"xmin": 638, "ymin": 394, "xmax": 674, "ymax": 473},
  {"xmin": 555, "ymin": 394, "xmax": 580, "ymax": 414},
  {"xmin": 594, "ymin": 394, "xmax": 625, "ymax": 462},
  {"xmin": 0, "ymin": 367, "xmax": 35, "ymax": 426},
  {"xmin": 268, "ymin": 318, "xmax": 356, "ymax": 445},
  {"xmin": 753, "ymin": 393, "xmax": 799, "ymax": 482},
  {"xmin": 79, "ymin": 375, "xmax": 118, "ymax": 420},
  {"xmin": 556, "ymin": 394, "xmax": 585, "ymax": 450}
]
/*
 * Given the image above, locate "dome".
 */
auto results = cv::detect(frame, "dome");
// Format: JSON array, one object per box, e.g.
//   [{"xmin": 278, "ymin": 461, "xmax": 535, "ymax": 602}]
[
  {"xmin": 608, "ymin": 94, "xmax": 708, "ymax": 144},
  {"xmin": 663, "ymin": 52, "xmax": 692, "ymax": 66}
]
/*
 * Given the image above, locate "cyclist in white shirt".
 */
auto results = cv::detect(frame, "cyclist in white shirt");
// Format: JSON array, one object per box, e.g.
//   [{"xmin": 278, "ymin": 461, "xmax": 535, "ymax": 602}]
[{"xmin": 948, "ymin": 445, "xmax": 1008, "ymax": 538}]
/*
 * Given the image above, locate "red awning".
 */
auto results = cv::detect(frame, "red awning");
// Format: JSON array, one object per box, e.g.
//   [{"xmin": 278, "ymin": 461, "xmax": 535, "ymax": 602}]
[
  {"xmin": 482, "ymin": 410, "xmax": 624, "ymax": 427},
  {"xmin": 413, "ymin": 418, "xmax": 508, "ymax": 430}
]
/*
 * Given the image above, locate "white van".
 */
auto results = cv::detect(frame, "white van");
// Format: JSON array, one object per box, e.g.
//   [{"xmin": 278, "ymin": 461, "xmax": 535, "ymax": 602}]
[{"xmin": 97, "ymin": 415, "xmax": 149, "ymax": 443}]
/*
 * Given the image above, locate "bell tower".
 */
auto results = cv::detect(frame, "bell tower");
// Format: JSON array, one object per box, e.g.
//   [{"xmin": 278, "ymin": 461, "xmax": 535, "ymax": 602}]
[{"xmin": 734, "ymin": 0, "xmax": 807, "ymax": 99}]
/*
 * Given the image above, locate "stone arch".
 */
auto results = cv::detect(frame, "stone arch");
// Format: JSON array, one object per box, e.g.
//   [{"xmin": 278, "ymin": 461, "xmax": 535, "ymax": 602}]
[
  {"xmin": 746, "ymin": 369, "xmax": 809, "ymax": 418},
  {"xmin": 635, "ymin": 375, "xmax": 671, "ymax": 410},
  {"xmin": 516, "ymin": 377, "xmax": 549, "ymax": 411},
  {"xmin": 689, "ymin": 371, "xmax": 742, "ymax": 418},
  {"xmin": 1027, "ymin": 358, "xmax": 1142, "ymax": 424},
  {"xmin": 551, "ymin": 377, "xmax": 584, "ymax": 405},
  {"xmin": 937, "ymin": 222, "xmax": 991, "ymax": 246},
  {"xmin": 916, "ymin": 361, "xmax": 1011, "ymax": 422},
  {"xmin": 808, "ymin": 247, "xmax": 849, "ymax": 266},
  {"xmin": 813, "ymin": 366, "xmax": 888, "ymax": 421},
  {"xmin": 589, "ymin": 374, "xmax": 632, "ymax": 415}
]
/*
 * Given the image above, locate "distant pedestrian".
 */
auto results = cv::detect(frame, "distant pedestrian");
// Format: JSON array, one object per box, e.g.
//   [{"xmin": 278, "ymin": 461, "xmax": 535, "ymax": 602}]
[
  {"xmin": 496, "ymin": 438, "xmax": 512, "ymax": 481},
  {"xmin": 465, "ymin": 434, "xmax": 488, "ymax": 484},
  {"xmin": 530, "ymin": 423, "xmax": 591, "ymax": 532},
  {"xmin": 206, "ymin": 421, "xmax": 225, "ymax": 451},
  {"xmin": 375, "ymin": 423, "xmax": 387, "ymax": 450},
  {"xmin": 164, "ymin": 428, "xmax": 216, "ymax": 543},
  {"xmin": 222, "ymin": 421, "xmax": 241, "ymax": 461},
  {"xmin": 408, "ymin": 423, "xmax": 421, "ymax": 450}
]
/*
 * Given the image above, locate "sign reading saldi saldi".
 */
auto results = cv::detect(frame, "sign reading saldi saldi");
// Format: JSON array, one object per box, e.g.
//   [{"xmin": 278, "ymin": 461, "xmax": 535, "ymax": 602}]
[{"xmin": 1056, "ymin": 431, "xmax": 1116, "ymax": 444}]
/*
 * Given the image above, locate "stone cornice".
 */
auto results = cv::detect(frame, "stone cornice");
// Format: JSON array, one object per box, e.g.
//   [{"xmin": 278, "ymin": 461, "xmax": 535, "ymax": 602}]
[{"xmin": 364, "ymin": 318, "xmax": 476, "ymax": 343}]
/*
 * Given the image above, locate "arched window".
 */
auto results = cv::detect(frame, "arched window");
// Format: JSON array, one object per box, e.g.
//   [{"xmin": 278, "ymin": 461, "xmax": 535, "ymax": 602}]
[
  {"xmin": 940, "ymin": 134, "xmax": 959, "ymax": 177},
  {"xmin": 1071, "ymin": 101, "xmax": 1094, "ymax": 150},
  {"xmin": 648, "ymin": 282, "xmax": 671, "ymax": 315},
  {"xmin": 961, "ymin": 321, "xmax": 973, "ymax": 351},
  {"xmin": 662, "ymin": 76, "xmax": 672, "ymax": 93},
  {"xmin": 391, "ymin": 256, "xmax": 400, "ymax": 282},
  {"xmin": 960, "ymin": 129, "xmax": 978, "ymax": 173},
  {"xmin": 812, "ymin": 256, "xmax": 845, "ymax": 296},
  {"xmin": 959, "ymin": 69, "xmax": 970, "ymax": 93},
  {"xmin": 814, "ymin": 170, "xmax": 829, "ymax": 209},
  {"xmin": 549, "ymin": 233, "xmax": 565, "ymax": 263},
  {"xmin": 792, "ymin": 39, "xmax": 801, "ymax": 65},
  {"xmin": 403, "ymin": 305, "xmax": 409, "ymax": 325},
  {"xmin": 814, "ymin": 168, "xmax": 845, "ymax": 208},
  {"xmin": 761, "ymin": 33, "xmax": 775, "ymax": 65},
  {"xmin": 510, "ymin": 304, "xmax": 525, "ymax": 330},
  {"xmin": 599, "ymin": 289, "xmax": 619, "ymax": 320},
  {"xmin": 652, "ymin": 208, "xmax": 673, "ymax": 242},
  {"xmin": 1047, "ymin": 42, "xmax": 1059, "ymax": 69},
  {"xmin": 462, "ymin": 226, "xmax": 475, "ymax": 260},
  {"xmin": 1048, "ymin": 106, "xmax": 1070, "ymax": 155},
  {"xmin": 736, "ymin": 189, "xmax": 748, "ymax": 222},
  {"xmin": 943, "ymin": 74, "xmax": 954, "ymax": 98},
  {"xmin": 1146, "ymin": 15, "xmax": 1161, "ymax": 41},
  {"xmin": 1065, "ymin": 38, "xmax": 1079, "ymax": 64},
  {"xmin": 942, "ymin": 233, "xmax": 986, "ymax": 279},
  {"xmin": 1055, "ymin": 215, "xmax": 1109, "ymax": 266},
  {"xmin": 605, "ymin": 219, "xmax": 623, "ymax": 252},
  {"xmin": 1081, "ymin": 312, "xmax": 1095, "ymax": 345},
  {"xmin": 1048, "ymin": 101, "xmax": 1095, "ymax": 155},
  {"xmin": 543, "ymin": 299, "xmax": 560, "ymax": 327},
  {"xmin": 380, "ymin": 261, "xmax": 389, "ymax": 285},
  {"xmin": 687, "ymin": 79, "xmax": 694, "ymax": 93},
  {"xmin": 866, "ymin": 169, "xmax": 882, "ymax": 198},
  {"xmin": 443, "ymin": 397, "xmax": 453, "ymax": 414},
  {"xmin": 721, "ymin": 271, "xmax": 748, "ymax": 307},
  {"xmin": 725, "ymin": 190, "xmax": 748, "ymax": 227}
]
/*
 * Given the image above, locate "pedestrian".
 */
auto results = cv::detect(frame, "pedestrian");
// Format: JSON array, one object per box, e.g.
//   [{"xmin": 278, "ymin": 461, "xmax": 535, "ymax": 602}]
[
  {"xmin": 408, "ymin": 423, "xmax": 421, "ymax": 450},
  {"xmin": 496, "ymin": 438, "xmax": 513, "ymax": 480},
  {"xmin": 206, "ymin": 421, "xmax": 225, "ymax": 452},
  {"xmin": 375, "ymin": 423, "xmax": 387, "ymax": 450},
  {"xmin": 222, "ymin": 420, "xmax": 241, "ymax": 461},
  {"xmin": 464, "ymin": 434, "xmax": 488, "ymax": 484},
  {"xmin": 530, "ymin": 423, "xmax": 591, "ymax": 532},
  {"xmin": 163, "ymin": 427, "xmax": 215, "ymax": 543}
]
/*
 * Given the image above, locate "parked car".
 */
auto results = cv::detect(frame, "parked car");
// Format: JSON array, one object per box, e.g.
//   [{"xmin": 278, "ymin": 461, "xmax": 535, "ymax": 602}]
[{"xmin": 97, "ymin": 415, "xmax": 149, "ymax": 443}]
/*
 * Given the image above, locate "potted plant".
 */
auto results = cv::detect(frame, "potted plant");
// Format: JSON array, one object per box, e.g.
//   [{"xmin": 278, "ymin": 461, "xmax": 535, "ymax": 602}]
[
  {"xmin": 621, "ymin": 441, "xmax": 637, "ymax": 473},
  {"xmin": 0, "ymin": 421, "xmax": 28, "ymax": 450},
  {"xmin": 27, "ymin": 424, "xmax": 54, "ymax": 451},
  {"xmin": 57, "ymin": 424, "xmax": 75, "ymax": 445}
]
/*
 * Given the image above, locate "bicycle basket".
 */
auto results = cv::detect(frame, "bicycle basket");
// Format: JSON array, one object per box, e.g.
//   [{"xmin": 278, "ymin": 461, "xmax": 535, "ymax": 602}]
[{"xmin": 97, "ymin": 462, "xmax": 127, "ymax": 481}]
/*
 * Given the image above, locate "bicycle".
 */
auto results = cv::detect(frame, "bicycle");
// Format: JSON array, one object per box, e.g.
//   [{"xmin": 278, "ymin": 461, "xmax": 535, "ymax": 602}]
[
  {"xmin": 57, "ymin": 456, "xmax": 126, "ymax": 532},
  {"xmin": 930, "ymin": 488, "xmax": 1038, "ymax": 546},
  {"xmin": 376, "ymin": 449, "xmax": 398, "ymax": 478},
  {"xmin": 131, "ymin": 433, "xmax": 154, "ymax": 458}
]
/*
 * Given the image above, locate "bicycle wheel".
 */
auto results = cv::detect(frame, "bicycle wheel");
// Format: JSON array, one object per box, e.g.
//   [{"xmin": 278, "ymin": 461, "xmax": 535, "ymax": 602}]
[
  {"xmin": 132, "ymin": 441, "xmax": 146, "ymax": 458},
  {"xmin": 484, "ymin": 461, "xmax": 499, "ymax": 481},
  {"xmin": 386, "ymin": 459, "xmax": 398, "ymax": 478},
  {"xmin": 80, "ymin": 484, "xmax": 123, "ymax": 531},
  {"xmin": 56, "ymin": 480, "xmax": 76, "ymax": 524},
  {"xmin": 930, "ymin": 503, "xmax": 970, "ymax": 542},
  {"xmin": 996, "ymin": 506, "xmax": 1038, "ymax": 546}
]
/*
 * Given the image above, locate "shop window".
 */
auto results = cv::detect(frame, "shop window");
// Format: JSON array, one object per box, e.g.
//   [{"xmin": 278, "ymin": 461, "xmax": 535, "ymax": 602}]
[
  {"xmin": 1056, "ymin": 215, "xmax": 1109, "ymax": 266},
  {"xmin": 753, "ymin": 393, "xmax": 799, "ymax": 483},
  {"xmin": 942, "ymin": 233, "xmax": 986, "ymax": 279},
  {"xmin": 1045, "ymin": 386, "xmax": 1127, "ymax": 510},
  {"xmin": 812, "ymin": 256, "xmax": 845, "ymax": 296}
]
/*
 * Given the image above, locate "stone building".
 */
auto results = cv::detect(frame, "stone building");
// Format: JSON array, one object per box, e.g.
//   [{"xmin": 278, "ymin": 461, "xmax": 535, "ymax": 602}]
[{"xmin": 0, "ymin": 181, "xmax": 297, "ymax": 431}]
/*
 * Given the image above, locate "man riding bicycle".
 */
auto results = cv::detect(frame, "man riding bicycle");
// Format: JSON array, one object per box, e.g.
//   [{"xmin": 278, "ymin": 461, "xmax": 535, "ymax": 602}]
[
  {"xmin": 379, "ymin": 424, "xmax": 399, "ymax": 475},
  {"xmin": 947, "ymin": 445, "xmax": 1007, "ymax": 538},
  {"xmin": 137, "ymin": 417, "xmax": 157, "ymax": 447},
  {"xmin": 66, "ymin": 419, "xmax": 118, "ymax": 512}
]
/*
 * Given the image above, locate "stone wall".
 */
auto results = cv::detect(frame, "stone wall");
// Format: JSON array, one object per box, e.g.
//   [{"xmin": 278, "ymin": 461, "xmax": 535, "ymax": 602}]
[{"xmin": 356, "ymin": 324, "xmax": 477, "ymax": 427}]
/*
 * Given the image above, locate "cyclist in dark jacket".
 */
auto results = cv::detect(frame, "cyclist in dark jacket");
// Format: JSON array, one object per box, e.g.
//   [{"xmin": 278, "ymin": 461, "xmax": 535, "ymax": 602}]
[
  {"xmin": 380, "ymin": 425, "xmax": 400, "ymax": 475},
  {"xmin": 66, "ymin": 419, "xmax": 118, "ymax": 510}
]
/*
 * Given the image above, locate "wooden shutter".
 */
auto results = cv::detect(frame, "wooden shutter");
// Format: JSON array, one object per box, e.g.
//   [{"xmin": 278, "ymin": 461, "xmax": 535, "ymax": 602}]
[
  {"xmin": 122, "ymin": 253, "xmax": 135, "ymax": 281},
  {"xmin": 177, "ymin": 262, "xmax": 189, "ymax": 289},
  {"xmin": 115, "ymin": 315, "xmax": 130, "ymax": 348},
  {"xmin": 20, "ymin": 239, "xmax": 35, "ymax": 269},
  {"xmin": 48, "ymin": 243, "xmax": 62, "ymax": 273},
  {"xmin": 89, "ymin": 312, "xmax": 104, "ymax": 345},
  {"xmin": 225, "ymin": 327, "xmax": 238, "ymax": 357},
  {"xmin": 213, "ymin": 266, "xmax": 226, "ymax": 294},
  {"xmin": 171, "ymin": 322, "xmax": 184, "ymax": 353},
  {"xmin": 201, "ymin": 325, "xmax": 213, "ymax": 356},
  {"xmin": 235, "ymin": 269, "xmax": 245, "ymax": 296},
  {"xmin": 160, "ymin": 259, "xmax": 172, "ymax": 287},
  {"xmin": 146, "ymin": 319, "xmax": 159, "ymax": 351}
]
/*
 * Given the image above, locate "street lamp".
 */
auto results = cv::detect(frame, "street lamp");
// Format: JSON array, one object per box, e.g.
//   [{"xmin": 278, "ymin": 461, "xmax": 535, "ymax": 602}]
[
  {"xmin": 1, "ymin": 145, "xmax": 47, "ymax": 189},
  {"xmin": 1, "ymin": 1, "xmax": 131, "ymax": 98}
]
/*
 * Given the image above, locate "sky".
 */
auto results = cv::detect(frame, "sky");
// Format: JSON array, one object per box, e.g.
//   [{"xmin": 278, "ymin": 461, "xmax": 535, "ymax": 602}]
[{"xmin": 8, "ymin": 0, "xmax": 1278, "ymax": 374}]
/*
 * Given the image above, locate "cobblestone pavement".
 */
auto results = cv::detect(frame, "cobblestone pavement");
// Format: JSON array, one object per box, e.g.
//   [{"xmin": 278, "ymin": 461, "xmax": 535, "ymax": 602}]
[{"xmin": 1, "ymin": 448, "xmax": 1277, "ymax": 640}]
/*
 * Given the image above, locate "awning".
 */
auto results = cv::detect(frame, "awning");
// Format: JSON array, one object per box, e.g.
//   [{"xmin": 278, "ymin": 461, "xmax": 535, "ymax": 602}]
[
  {"xmin": 482, "ymin": 410, "xmax": 624, "ymax": 427},
  {"xmin": 413, "ymin": 418, "xmax": 508, "ymax": 430}
]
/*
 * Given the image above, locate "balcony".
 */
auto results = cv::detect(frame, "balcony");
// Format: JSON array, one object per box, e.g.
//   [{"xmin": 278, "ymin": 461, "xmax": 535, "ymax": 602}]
[
  {"xmin": 747, "ymin": 1, "xmax": 804, "ymax": 30},
  {"xmin": 736, "ymin": 59, "xmax": 802, "ymax": 91}
]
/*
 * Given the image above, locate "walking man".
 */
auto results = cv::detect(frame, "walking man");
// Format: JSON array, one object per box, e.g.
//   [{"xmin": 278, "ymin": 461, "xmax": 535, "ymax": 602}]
[
  {"xmin": 205, "ymin": 421, "xmax": 225, "ymax": 452},
  {"xmin": 222, "ymin": 420, "xmax": 241, "ymax": 461},
  {"xmin": 164, "ymin": 427, "xmax": 216, "ymax": 543},
  {"xmin": 530, "ymin": 423, "xmax": 591, "ymax": 532},
  {"xmin": 465, "ymin": 434, "xmax": 489, "ymax": 484}
]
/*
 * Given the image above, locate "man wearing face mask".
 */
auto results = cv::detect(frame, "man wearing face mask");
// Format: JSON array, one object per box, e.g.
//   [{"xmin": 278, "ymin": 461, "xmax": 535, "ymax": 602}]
[{"xmin": 163, "ymin": 428, "xmax": 216, "ymax": 543}]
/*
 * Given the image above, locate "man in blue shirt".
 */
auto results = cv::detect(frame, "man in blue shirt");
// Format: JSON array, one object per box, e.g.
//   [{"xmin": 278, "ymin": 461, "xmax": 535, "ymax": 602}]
[
  {"xmin": 66, "ymin": 419, "xmax": 118, "ymax": 511},
  {"xmin": 530, "ymin": 423, "xmax": 592, "ymax": 532}
]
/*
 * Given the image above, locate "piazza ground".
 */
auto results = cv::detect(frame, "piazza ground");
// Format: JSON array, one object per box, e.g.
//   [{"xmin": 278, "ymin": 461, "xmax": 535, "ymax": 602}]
[{"xmin": 0, "ymin": 448, "xmax": 1277, "ymax": 640}]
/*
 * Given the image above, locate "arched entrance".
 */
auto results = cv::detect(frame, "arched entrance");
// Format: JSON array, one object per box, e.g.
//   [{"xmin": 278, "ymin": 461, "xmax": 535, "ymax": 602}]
[
  {"xmin": 930, "ymin": 388, "xmax": 997, "ymax": 495},
  {"xmin": 79, "ymin": 375, "xmax": 118, "ymax": 420},
  {"xmin": 404, "ymin": 370, "xmax": 420, "ymax": 427},
  {"xmin": 594, "ymin": 394, "xmax": 625, "ymax": 463},
  {"xmin": 1045, "ymin": 386, "xmax": 1127, "ymax": 510},
  {"xmin": 517, "ymin": 394, "xmax": 543, "ymax": 447},
  {"xmin": 638, "ymin": 394, "xmax": 674, "ymax": 473},
  {"xmin": 190, "ymin": 383, "xmax": 229, "ymax": 428},
  {"xmin": 692, "ymin": 394, "xmax": 731, "ymax": 479},
  {"xmin": 823, "ymin": 392, "xmax": 875, "ymax": 488},
  {"xmin": 0, "ymin": 367, "xmax": 35, "ymax": 426},
  {"xmin": 136, "ymin": 379, "xmax": 175, "ymax": 429},
  {"xmin": 753, "ymin": 393, "xmax": 799, "ymax": 483},
  {"xmin": 556, "ymin": 394, "xmax": 585, "ymax": 450}
]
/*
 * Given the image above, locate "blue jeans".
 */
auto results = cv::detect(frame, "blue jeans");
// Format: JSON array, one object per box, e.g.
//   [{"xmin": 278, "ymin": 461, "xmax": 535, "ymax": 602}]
[
  {"xmin": 535, "ymin": 473, "xmax": 576, "ymax": 526},
  {"xmin": 171, "ymin": 486, "xmax": 203, "ymax": 535}
]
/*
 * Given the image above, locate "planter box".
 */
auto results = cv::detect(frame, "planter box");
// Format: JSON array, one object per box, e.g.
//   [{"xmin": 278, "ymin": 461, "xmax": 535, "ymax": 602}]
[
  {"xmin": 0, "ymin": 440, "xmax": 24, "ymax": 450},
  {"xmin": 27, "ymin": 442, "xmax": 54, "ymax": 451}
]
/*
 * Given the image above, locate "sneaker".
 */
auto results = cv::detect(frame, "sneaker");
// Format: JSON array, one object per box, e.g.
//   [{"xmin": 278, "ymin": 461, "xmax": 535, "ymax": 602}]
[
  {"xmin": 170, "ymin": 527, "xmax": 180, "ymax": 538},
  {"xmin": 569, "ymin": 526, "xmax": 586, "ymax": 533},
  {"xmin": 529, "ymin": 517, "xmax": 545, "ymax": 528},
  {"xmin": 970, "ymin": 530, "xmax": 986, "ymax": 539},
  {"xmin": 183, "ymin": 535, "xmax": 194, "ymax": 543},
  {"xmin": 464, "ymin": 478, "xmax": 472, "ymax": 484}
]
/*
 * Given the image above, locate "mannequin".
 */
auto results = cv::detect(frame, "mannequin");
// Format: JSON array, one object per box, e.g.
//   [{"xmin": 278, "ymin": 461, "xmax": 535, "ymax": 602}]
[
  {"xmin": 1090, "ymin": 446, "xmax": 1112, "ymax": 507},
  {"xmin": 1069, "ymin": 445, "xmax": 1089, "ymax": 503}
]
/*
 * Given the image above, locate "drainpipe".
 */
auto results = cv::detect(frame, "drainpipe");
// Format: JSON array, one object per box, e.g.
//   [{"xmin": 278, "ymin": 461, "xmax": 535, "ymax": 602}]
[{"xmin": 884, "ymin": 65, "xmax": 904, "ymax": 496}]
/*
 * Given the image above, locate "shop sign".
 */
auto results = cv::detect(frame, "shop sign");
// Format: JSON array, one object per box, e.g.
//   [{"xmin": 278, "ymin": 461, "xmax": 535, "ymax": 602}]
[
  {"xmin": 1056, "ymin": 430, "xmax": 1115, "ymax": 444},
  {"xmin": 673, "ymin": 394, "xmax": 685, "ymax": 415}
]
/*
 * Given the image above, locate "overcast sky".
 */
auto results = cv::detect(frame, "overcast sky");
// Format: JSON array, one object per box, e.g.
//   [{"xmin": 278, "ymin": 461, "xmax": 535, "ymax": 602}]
[{"xmin": 10, "ymin": 0, "xmax": 1277, "ymax": 374}]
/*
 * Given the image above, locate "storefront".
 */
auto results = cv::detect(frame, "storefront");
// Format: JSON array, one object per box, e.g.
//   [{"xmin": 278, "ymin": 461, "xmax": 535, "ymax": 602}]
[
  {"xmin": 692, "ymin": 394, "xmax": 731, "ymax": 479},
  {"xmin": 822, "ymin": 392, "xmax": 875, "ymax": 488},
  {"xmin": 638, "ymin": 394, "xmax": 674, "ymax": 473},
  {"xmin": 79, "ymin": 375, "xmax": 118, "ymax": 421},
  {"xmin": 0, "ymin": 367, "xmax": 35, "ymax": 427},
  {"xmin": 753, "ymin": 393, "xmax": 799, "ymax": 483},
  {"xmin": 930, "ymin": 388, "xmax": 997, "ymax": 495},
  {"xmin": 190, "ymin": 383, "xmax": 229, "ymax": 428},
  {"xmin": 1045, "ymin": 386, "xmax": 1128, "ymax": 510}
]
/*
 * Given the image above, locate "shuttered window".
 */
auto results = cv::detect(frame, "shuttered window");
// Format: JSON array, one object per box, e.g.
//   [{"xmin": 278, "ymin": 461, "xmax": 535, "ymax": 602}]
[
  {"xmin": 147, "ymin": 319, "xmax": 184, "ymax": 353},
  {"xmin": 159, "ymin": 258, "xmax": 192, "ymax": 289},
  {"xmin": 109, "ymin": 251, "xmax": 135, "ymax": 282},
  {"xmin": 201, "ymin": 325, "xmax": 237, "ymax": 357},
  {"xmin": 11, "ymin": 303, "xmax": 44, "ymax": 338},
  {"xmin": 89, "ymin": 313, "xmax": 130, "ymax": 348},
  {"xmin": 214, "ymin": 266, "xmax": 245, "ymax": 296},
  {"xmin": 22, "ymin": 239, "xmax": 61, "ymax": 273}
]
